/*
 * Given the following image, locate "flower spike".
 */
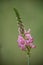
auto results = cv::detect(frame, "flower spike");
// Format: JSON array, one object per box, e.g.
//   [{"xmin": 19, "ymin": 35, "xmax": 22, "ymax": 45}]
[
  {"xmin": 14, "ymin": 8, "xmax": 25, "ymax": 35},
  {"xmin": 14, "ymin": 8, "xmax": 36, "ymax": 56}
]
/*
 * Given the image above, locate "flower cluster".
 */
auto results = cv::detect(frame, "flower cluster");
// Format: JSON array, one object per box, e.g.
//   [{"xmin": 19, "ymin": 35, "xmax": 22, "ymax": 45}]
[
  {"xmin": 14, "ymin": 8, "xmax": 36, "ymax": 55},
  {"xmin": 17, "ymin": 29, "xmax": 36, "ymax": 51}
]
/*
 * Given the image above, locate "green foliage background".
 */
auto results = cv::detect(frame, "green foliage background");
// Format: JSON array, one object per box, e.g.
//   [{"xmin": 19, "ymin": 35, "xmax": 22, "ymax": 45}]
[{"xmin": 0, "ymin": 0, "xmax": 43, "ymax": 65}]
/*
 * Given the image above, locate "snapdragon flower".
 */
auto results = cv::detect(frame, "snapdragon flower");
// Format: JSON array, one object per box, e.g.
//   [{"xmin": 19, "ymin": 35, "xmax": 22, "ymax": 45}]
[
  {"xmin": 14, "ymin": 8, "xmax": 36, "ymax": 55},
  {"xmin": 17, "ymin": 29, "xmax": 36, "ymax": 51}
]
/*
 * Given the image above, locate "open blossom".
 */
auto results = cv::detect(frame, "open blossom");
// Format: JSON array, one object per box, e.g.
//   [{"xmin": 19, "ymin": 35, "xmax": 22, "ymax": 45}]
[
  {"xmin": 17, "ymin": 29, "xmax": 36, "ymax": 51},
  {"xmin": 17, "ymin": 35, "xmax": 26, "ymax": 50}
]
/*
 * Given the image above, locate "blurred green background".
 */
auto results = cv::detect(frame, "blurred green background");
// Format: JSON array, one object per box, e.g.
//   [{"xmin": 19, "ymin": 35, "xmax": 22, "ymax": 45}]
[{"xmin": 0, "ymin": 0, "xmax": 43, "ymax": 65}]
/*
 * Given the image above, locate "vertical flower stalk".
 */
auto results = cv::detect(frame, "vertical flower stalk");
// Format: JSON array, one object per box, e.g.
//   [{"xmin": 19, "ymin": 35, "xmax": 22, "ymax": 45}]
[
  {"xmin": 28, "ymin": 55, "xmax": 30, "ymax": 65},
  {"xmin": 14, "ymin": 8, "xmax": 36, "ymax": 65}
]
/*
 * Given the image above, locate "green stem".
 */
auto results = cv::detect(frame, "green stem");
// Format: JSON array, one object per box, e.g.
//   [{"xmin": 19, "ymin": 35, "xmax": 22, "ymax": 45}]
[{"xmin": 27, "ymin": 55, "xmax": 30, "ymax": 65}]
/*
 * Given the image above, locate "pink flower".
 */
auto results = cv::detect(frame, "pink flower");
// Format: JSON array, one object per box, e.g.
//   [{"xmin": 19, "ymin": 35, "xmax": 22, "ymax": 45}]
[
  {"xmin": 17, "ymin": 35, "xmax": 26, "ymax": 50},
  {"xmin": 17, "ymin": 35, "xmax": 25, "ymax": 44},
  {"xmin": 25, "ymin": 40, "xmax": 30, "ymax": 46},
  {"xmin": 19, "ymin": 44, "xmax": 26, "ymax": 50},
  {"xmin": 29, "ymin": 43, "xmax": 36, "ymax": 48},
  {"xmin": 25, "ymin": 29, "xmax": 34, "ymax": 46},
  {"xmin": 17, "ymin": 28, "xmax": 36, "ymax": 51}
]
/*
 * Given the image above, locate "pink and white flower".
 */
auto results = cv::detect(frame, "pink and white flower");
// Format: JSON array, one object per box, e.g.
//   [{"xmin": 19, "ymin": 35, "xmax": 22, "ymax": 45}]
[{"xmin": 17, "ymin": 29, "xmax": 36, "ymax": 51}]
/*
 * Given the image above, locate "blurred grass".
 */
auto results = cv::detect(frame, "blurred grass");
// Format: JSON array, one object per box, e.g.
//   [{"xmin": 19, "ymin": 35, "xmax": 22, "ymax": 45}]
[{"xmin": 0, "ymin": 0, "xmax": 43, "ymax": 65}]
